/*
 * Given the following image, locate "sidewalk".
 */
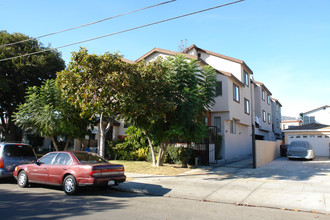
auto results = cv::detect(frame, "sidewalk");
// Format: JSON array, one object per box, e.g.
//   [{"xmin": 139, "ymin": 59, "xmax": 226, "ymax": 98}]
[{"xmin": 113, "ymin": 157, "xmax": 330, "ymax": 214}]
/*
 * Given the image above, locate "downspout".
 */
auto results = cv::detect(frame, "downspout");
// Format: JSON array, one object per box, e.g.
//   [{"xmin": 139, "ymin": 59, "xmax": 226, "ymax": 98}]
[{"xmin": 251, "ymin": 78, "xmax": 257, "ymax": 168}]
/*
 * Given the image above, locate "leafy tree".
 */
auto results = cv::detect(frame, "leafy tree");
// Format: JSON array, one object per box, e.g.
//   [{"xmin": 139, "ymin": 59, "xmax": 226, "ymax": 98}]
[
  {"xmin": 56, "ymin": 48, "xmax": 132, "ymax": 157},
  {"xmin": 13, "ymin": 79, "xmax": 90, "ymax": 151},
  {"xmin": 0, "ymin": 31, "xmax": 65, "ymax": 141},
  {"xmin": 121, "ymin": 55, "xmax": 217, "ymax": 166}
]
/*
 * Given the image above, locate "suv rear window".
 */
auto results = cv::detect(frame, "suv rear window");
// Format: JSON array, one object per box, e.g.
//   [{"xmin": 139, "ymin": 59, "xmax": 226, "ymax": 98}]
[{"xmin": 3, "ymin": 144, "xmax": 35, "ymax": 157}]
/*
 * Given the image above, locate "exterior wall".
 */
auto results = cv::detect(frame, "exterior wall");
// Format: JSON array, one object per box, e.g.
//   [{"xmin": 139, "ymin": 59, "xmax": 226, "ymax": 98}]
[
  {"xmin": 254, "ymin": 84, "xmax": 273, "ymax": 140},
  {"xmin": 301, "ymin": 106, "xmax": 330, "ymax": 125},
  {"xmin": 255, "ymin": 140, "xmax": 281, "ymax": 168},
  {"xmin": 271, "ymin": 100, "xmax": 282, "ymax": 139},
  {"xmin": 223, "ymin": 121, "xmax": 252, "ymax": 160},
  {"xmin": 212, "ymin": 74, "xmax": 229, "ymax": 112},
  {"xmin": 281, "ymin": 120, "xmax": 302, "ymax": 130}
]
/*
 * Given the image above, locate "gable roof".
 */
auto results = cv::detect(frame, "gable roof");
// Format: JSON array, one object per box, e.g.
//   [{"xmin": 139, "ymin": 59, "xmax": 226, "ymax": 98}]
[
  {"xmin": 301, "ymin": 105, "xmax": 330, "ymax": 115},
  {"xmin": 121, "ymin": 57, "xmax": 135, "ymax": 64},
  {"xmin": 183, "ymin": 44, "xmax": 253, "ymax": 74},
  {"xmin": 254, "ymin": 81, "xmax": 272, "ymax": 96},
  {"xmin": 283, "ymin": 122, "xmax": 330, "ymax": 131},
  {"xmin": 136, "ymin": 47, "xmax": 197, "ymax": 62},
  {"xmin": 271, "ymin": 98, "xmax": 282, "ymax": 107}
]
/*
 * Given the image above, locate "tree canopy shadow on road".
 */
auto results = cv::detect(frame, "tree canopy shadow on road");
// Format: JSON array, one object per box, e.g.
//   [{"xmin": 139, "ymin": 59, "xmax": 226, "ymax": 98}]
[{"xmin": 0, "ymin": 182, "xmax": 170, "ymax": 219}]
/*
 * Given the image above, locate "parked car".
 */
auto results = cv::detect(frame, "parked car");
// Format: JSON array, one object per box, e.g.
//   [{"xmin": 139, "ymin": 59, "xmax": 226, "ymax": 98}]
[
  {"xmin": 13, "ymin": 151, "xmax": 126, "ymax": 195},
  {"xmin": 287, "ymin": 141, "xmax": 315, "ymax": 160},
  {"xmin": 0, "ymin": 142, "xmax": 37, "ymax": 178}
]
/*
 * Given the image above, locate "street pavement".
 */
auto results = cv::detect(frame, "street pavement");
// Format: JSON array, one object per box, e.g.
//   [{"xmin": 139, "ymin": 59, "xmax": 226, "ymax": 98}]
[{"xmin": 113, "ymin": 157, "xmax": 330, "ymax": 215}]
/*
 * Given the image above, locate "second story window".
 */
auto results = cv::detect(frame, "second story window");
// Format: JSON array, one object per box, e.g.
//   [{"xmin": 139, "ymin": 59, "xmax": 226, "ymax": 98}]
[
  {"xmin": 244, "ymin": 71, "xmax": 249, "ymax": 87},
  {"xmin": 267, "ymin": 95, "xmax": 270, "ymax": 105},
  {"xmin": 233, "ymin": 84, "xmax": 240, "ymax": 103},
  {"xmin": 268, "ymin": 113, "xmax": 271, "ymax": 124},
  {"xmin": 244, "ymin": 99, "xmax": 250, "ymax": 115},
  {"xmin": 262, "ymin": 90, "xmax": 265, "ymax": 101},
  {"xmin": 216, "ymin": 81, "xmax": 222, "ymax": 96}
]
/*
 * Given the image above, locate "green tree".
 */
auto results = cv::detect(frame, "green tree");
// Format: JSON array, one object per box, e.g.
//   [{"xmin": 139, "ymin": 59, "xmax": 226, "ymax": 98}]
[
  {"xmin": 56, "ymin": 48, "xmax": 132, "ymax": 157},
  {"xmin": 0, "ymin": 31, "xmax": 65, "ymax": 141},
  {"xmin": 121, "ymin": 55, "xmax": 217, "ymax": 166},
  {"xmin": 13, "ymin": 79, "xmax": 90, "ymax": 151}
]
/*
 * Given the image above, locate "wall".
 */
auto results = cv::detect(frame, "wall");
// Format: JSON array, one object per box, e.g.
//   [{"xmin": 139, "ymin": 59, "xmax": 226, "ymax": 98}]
[{"xmin": 256, "ymin": 140, "xmax": 281, "ymax": 168}]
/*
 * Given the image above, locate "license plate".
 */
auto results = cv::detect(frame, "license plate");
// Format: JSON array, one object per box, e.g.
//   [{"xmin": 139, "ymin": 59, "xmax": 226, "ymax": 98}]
[{"xmin": 108, "ymin": 180, "xmax": 115, "ymax": 186}]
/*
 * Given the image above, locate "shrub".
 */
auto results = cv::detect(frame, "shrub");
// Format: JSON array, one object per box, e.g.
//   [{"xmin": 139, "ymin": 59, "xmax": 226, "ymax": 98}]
[{"xmin": 166, "ymin": 145, "xmax": 194, "ymax": 167}]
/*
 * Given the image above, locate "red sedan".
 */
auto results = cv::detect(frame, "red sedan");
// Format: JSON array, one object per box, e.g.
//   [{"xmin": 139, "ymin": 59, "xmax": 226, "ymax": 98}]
[{"xmin": 13, "ymin": 151, "xmax": 126, "ymax": 195}]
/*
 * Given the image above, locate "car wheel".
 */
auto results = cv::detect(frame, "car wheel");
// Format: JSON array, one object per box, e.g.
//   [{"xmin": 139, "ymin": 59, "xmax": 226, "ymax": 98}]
[
  {"xmin": 63, "ymin": 175, "xmax": 78, "ymax": 195},
  {"xmin": 18, "ymin": 171, "xmax": 29, "ymax": 188}
]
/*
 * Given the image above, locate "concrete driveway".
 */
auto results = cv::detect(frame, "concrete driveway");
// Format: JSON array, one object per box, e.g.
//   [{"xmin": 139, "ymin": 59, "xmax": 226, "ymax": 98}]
[{"xmin": 114, "ymin": 157, "xmax": 330, "ymax": 215}]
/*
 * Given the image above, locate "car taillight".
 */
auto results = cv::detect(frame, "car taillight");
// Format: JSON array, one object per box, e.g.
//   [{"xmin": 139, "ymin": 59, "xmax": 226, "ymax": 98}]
[
  {"xmin": 0, "ymin": 157, "xmax": 3, "ymax": 169},
  {"xmin": 89, "ymin": 168, "xmax": 124, "ymax": 177}
]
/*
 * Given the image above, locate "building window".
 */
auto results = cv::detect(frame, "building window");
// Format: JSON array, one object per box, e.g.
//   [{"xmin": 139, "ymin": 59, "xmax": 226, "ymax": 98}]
[
  {"xmin": 277, "ymin": 119, "xmax": 279, "ymax": 128},
  {"xmin": 230, "ymin": 120, "xmax": 236, "ymax": 134},
  {"xmin": 233, "ymin": 84, "xmax": 240, "ymax": 102},
  {"xmin": 303, "ymin": 116, "xmax": 315, "ymax": 125},
  {"xmin": 268, "ymin": 113, "xmax": 271, "ymax": 124},
  {"xmin": 262, "ymin": 110, "xmax": 266, "ymax": 122},
  {"xmin": 267, "ymin": 95, "xmax": 270, "ymax": 105},
  {"xmin": 262, "ymin": 90, "xmax": 265, "ymax": 101},
  {"xmin": 244, "ymin": 99, "xmax": 250, "ymax": 115},
  {"xmin": 214, "ymin": 117, "xmax": 221, "ymax": 133},
  {"xmin": 244, "ymin": 71, "xmax": 249, "ymax": 87},
  {"xmin": 215, "ymin": 81, "xmax": 222, "ymax": 96}
]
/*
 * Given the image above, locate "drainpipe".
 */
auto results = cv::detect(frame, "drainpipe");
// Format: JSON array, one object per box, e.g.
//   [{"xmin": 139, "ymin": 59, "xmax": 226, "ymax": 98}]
[{"xmin": 250, "ymin": 78, "xmax": 257, "ymax": 168}]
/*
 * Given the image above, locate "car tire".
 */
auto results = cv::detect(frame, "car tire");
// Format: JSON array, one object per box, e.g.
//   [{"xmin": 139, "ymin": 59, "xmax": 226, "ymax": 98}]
[
  {"xmin": 18, "ymin": 171, "xmax": 29, "ymax": 188},
  {"xmin": 63, "ymin": 175, "xmax": 78, "ymax": 195}
]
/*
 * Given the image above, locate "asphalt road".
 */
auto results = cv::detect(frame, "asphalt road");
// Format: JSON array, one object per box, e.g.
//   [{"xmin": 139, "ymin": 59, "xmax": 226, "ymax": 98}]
[{"xmin": 0, "ymin": 178, "xmax": 328, "ymax": 220}]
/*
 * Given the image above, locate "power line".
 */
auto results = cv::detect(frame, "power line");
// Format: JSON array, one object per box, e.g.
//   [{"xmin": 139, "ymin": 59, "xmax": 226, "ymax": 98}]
[
  {"xmin": 0, "ymin": 0, "xmax": 245, "ymax": 62},
  {"xmin": 0, "ymin": 0, "xmax": 176, "ymax": 48}
]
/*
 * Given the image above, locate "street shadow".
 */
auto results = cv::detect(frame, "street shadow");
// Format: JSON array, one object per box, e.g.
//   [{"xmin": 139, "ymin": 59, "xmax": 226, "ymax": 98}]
[
  {"xmin": 0, "ymin": 182, "xmax": 170, "ymax": 219},
  {"xmin": 111, "ymin": 182, "xmax": 171, "ymax": 196},
  {"xmin": 0, "ymin": 188, "xmax": 125, "ymax": 220}
]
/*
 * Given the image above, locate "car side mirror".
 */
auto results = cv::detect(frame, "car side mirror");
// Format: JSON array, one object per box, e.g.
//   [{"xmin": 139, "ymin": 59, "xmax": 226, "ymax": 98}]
[{"xmin": 34, "ymin": 160, "xmax": 41, "ymax": 166}]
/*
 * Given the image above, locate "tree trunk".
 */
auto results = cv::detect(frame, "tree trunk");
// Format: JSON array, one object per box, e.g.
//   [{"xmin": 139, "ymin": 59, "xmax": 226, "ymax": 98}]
[
  {"xmin": 64, "ymin": 136, "xmax": 71, "ymax": 151},
  {"xmin": 156, "ymin": 142, "xmax": 168, "ymax": 167},
  {"xmin": 50, "ymin": 136, "xmax": 59, "ymax": 151},
  {"xmin": 98, "ymin": 113, "xmax": 111, "ymax": 158},
  {"xmin": 146, "ymin": 135, "xmax": 156, "ymax": 166}
]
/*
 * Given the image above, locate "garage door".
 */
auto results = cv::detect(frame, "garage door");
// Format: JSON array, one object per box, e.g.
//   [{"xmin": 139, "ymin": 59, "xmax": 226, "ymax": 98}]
[{"xmin": 287, "ymin": 134, "xmax": 330, "ymax": 156}]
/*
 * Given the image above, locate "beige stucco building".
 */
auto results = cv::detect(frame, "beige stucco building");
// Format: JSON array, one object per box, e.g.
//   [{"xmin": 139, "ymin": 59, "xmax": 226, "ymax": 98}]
[{"xmin": 117, "ymin": 44, "xmax": 283, "ymax": 162}]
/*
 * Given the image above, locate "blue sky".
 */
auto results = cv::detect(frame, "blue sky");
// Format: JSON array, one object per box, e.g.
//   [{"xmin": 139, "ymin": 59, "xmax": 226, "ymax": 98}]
[{"xmin": 1, "ymin": 0, "xmax": 329, "ymax": 117}]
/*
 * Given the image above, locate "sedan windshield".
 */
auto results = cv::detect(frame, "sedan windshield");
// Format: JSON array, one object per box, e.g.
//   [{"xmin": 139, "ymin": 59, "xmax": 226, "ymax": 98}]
[{"xmin": 73, "ymin": 152, "xmax": 109, "ymax": 164}]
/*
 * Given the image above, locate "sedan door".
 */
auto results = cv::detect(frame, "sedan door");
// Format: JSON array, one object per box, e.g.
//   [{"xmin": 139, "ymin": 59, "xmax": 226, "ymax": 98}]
[
  {"xmin": 29, "ymin": 153, "xmax": 57, "ymax": 183},
  {"xmin": 48, "ymin": 153, "xmax": 73, "ymax": 185}
]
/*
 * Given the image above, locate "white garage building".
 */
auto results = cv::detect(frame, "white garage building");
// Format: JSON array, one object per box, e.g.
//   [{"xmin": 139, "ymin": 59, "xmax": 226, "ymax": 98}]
[{"xmin": 283, "ymin": 123, "xmax": 330, "ymax": 157}]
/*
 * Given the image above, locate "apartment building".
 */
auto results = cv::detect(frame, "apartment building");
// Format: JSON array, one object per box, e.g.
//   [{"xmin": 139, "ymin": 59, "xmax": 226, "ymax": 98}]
[{"xmin": 132, "ymin": 44, "xmax": 282, "ymax": 161}]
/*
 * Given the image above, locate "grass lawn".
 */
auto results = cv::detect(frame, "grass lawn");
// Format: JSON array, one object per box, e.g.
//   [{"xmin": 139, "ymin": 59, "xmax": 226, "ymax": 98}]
[{"xmin": 110, "ymin": 160, "xmax": 192, "ymax": 176}]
